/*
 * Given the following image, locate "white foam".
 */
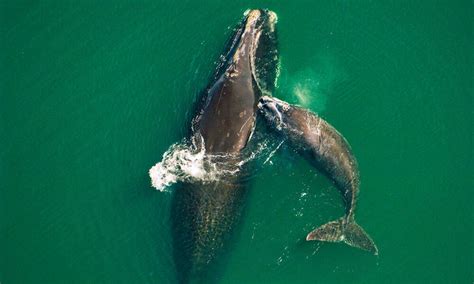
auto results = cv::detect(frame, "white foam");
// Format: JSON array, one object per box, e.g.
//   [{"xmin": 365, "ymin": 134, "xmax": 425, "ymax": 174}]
[
  {"xmin": 149, "ymin": 141, "xmax": 208, "ymax": 192},
  {"xmin": 149, "ymin": 139, "xmax": 242, "ymax": 192},
  {"xmin": 149, "ymin": 135, "xmax": 284, "ymax": 192},
  {"xmin": 263, "ymin": 140, "xmax": 284, "ymax": 165}
]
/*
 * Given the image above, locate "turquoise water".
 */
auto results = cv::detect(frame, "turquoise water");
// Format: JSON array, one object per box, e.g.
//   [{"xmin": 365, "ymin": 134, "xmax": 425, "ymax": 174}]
[{"xmin": 1, "ymin": 1, "xmax": 472, "ymax": 283}]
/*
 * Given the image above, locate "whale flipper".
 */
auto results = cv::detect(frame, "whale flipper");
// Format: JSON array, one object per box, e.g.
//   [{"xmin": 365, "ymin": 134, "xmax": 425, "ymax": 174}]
[{"xmin": 306, "ymin": 217, "xmax": 378, "ymax": 255}]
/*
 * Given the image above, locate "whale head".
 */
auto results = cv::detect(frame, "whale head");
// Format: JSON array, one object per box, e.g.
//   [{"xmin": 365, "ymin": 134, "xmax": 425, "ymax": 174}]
[
  {"xmin": 258, "ymin": 96, "xmax": 291, "ymax": 129},
  {"xmin": 249, "ymin": 9, "xmax": 279, "ymax": 95},
  {"xmin": 224, "ymin": 9, "xmax": 279, "ymax": 95}
]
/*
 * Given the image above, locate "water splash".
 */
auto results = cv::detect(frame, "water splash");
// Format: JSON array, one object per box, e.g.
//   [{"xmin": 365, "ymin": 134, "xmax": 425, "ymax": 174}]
[
  {"xmin": 263, "ymin": 140, "xmax": 284, "ymax": 165},
  {"xmin": 281, "ymin": 54, "xmax": 344, "ymax": 114},
  {"xmin": 149, "ymin": 141, "xmax": 207, "ymax": 191},
  {"xmin": 149, "ymin": 134, "xmax": 284, "ymax": 192},
  {"xmin": 293, "ymin": 74, "xmax": 325, "ymax": 110}
]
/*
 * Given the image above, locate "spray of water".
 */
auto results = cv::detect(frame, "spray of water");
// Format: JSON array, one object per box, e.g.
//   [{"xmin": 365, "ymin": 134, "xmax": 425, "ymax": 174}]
[
  {"xmin": 149, "ymin": 134, "xmax": 283, "ymax": 192},
  {"xmin": 149, "ymin": 141, "xmax": 208, "ymax": 191},
  {"xmin": 280, "ymin": 53, "xmax": 344, "ymax": 114}
]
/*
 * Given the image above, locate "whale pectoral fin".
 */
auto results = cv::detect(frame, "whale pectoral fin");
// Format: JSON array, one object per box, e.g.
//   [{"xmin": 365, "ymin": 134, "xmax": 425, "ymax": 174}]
[{"xmin": 306, "ymin": 217, "xmax": 378, "ymax": 255}]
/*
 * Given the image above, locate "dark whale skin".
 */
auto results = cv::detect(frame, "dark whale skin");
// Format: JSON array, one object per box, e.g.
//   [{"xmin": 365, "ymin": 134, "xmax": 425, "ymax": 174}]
[
  {"xmin": 258, "ymin": 96, "xmax": 378, "ymax": 255},
  {"xmin": 170, "ymin": 10, "xmax": 278, "ymax": 283}
]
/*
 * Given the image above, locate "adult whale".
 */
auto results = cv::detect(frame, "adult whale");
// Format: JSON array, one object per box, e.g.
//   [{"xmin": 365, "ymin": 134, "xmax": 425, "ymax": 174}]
[
  {"xmin": 171, "ymin": 10, "xmax": 278, "ymax": 283},
  {"xmin": 258, "ymin": 96, "xmax": 378, "ymax": 255}
]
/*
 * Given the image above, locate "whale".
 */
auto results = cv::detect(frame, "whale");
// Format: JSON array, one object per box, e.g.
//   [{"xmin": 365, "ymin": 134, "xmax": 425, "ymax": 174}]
[
  {"xmin": 171, "ymin": 10, "xmax": 279, "ymax": 283},
  {"xmin": 258, "ymin": 96, "xmax": 378, "ymax": 255}
]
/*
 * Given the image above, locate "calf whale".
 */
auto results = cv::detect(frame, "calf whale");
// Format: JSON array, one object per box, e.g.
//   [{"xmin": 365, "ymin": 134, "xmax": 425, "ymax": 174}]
[
  {"xmin": 171, "ymin": 10, "xmax": 279, "ymax": 283},
  {"xmin": 258, "ymin": 96, "xmax": 378, "ymax": 255}
]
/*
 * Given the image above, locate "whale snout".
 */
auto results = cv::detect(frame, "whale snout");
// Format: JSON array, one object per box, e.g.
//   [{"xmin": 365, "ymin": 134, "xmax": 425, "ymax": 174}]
[
  {"xmin": 244, "ymin": 9, "xmax": 277, "ymax": 23},
  {"xmin": 258, "ymin": 95, "xmax": 273, "ymax": 106},
  {"xmin": 239, "ymin": 9, "xmax": 279, "ymax": 94},
  {"xmin": 244, "ymin": 9, "xmax": 262, "ymax": 20},
  {"xmin": 257, "ymin": 96, "xmax": 275, "ymax": 113},
  {"xmin": 258, "ymin": 96, "xmax": 286, "ymax": 128},
  {"xmin": 258, "ymin": 96, "xmax": 288, "ymax": 111},
  {"xmin": 242, "ymin": 9, "xmax": 276, "ymax": 33}
]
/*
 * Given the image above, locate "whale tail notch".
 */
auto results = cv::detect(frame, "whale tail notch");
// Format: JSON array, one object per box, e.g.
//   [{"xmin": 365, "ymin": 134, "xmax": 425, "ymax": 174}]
[{"xmin": 306, "ymin": 217, "xmax": 378, "ymax": 255}]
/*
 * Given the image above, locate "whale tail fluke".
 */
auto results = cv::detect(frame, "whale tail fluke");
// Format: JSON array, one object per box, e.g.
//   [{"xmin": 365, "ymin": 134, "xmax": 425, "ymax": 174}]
[{"xmin": 306, "ymin": 217, "xmax": 378, "ymax": 255}]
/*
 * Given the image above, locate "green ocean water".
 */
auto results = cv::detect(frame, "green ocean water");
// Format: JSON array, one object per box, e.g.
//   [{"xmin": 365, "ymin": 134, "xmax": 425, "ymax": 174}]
[{"xmin": 1, "ymin": 1, "xmax": 472, "ymax": 283}]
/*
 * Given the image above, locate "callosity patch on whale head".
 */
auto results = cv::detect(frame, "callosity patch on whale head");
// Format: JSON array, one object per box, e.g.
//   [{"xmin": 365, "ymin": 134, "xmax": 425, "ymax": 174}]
[
  {"xmin": 258, "ymin": 96, "xmax": 290, "ymax": 115},
  {"xmin": 232, "ymin": 9, "xmax": 279, "ymax": 95},
  {"xmin": 257, "ymin": 96, "xmax": 290, "ymax": 128},
  {"xmin": 231, "ymin": 9, "xmax": 261, "ymax": 64},
  {"xmin": 252, "ymin": 9, "xmax": 279, "ymax": 95}
]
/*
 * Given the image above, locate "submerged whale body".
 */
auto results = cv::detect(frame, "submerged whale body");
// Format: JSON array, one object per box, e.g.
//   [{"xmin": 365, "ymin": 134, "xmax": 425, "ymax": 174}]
[
  {"xmin": 171, "ymin": 10, "xmax": 278, "ymax": 283},
  {"xmin": 258, "ymin": 96, "xmax": 378, "ymax": 255}
]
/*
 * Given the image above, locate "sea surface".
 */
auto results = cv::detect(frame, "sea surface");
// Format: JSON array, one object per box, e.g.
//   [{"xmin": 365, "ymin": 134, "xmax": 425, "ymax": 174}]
[{"xmin": 1, "ymin": 1, "xmax": 472, "ymax": 283}]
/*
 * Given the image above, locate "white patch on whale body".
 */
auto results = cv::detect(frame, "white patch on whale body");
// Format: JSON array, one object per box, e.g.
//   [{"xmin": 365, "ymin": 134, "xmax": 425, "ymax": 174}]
[{"xmin": 267, "ymin": 11, "xmax": 278, "ymax": 27}]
